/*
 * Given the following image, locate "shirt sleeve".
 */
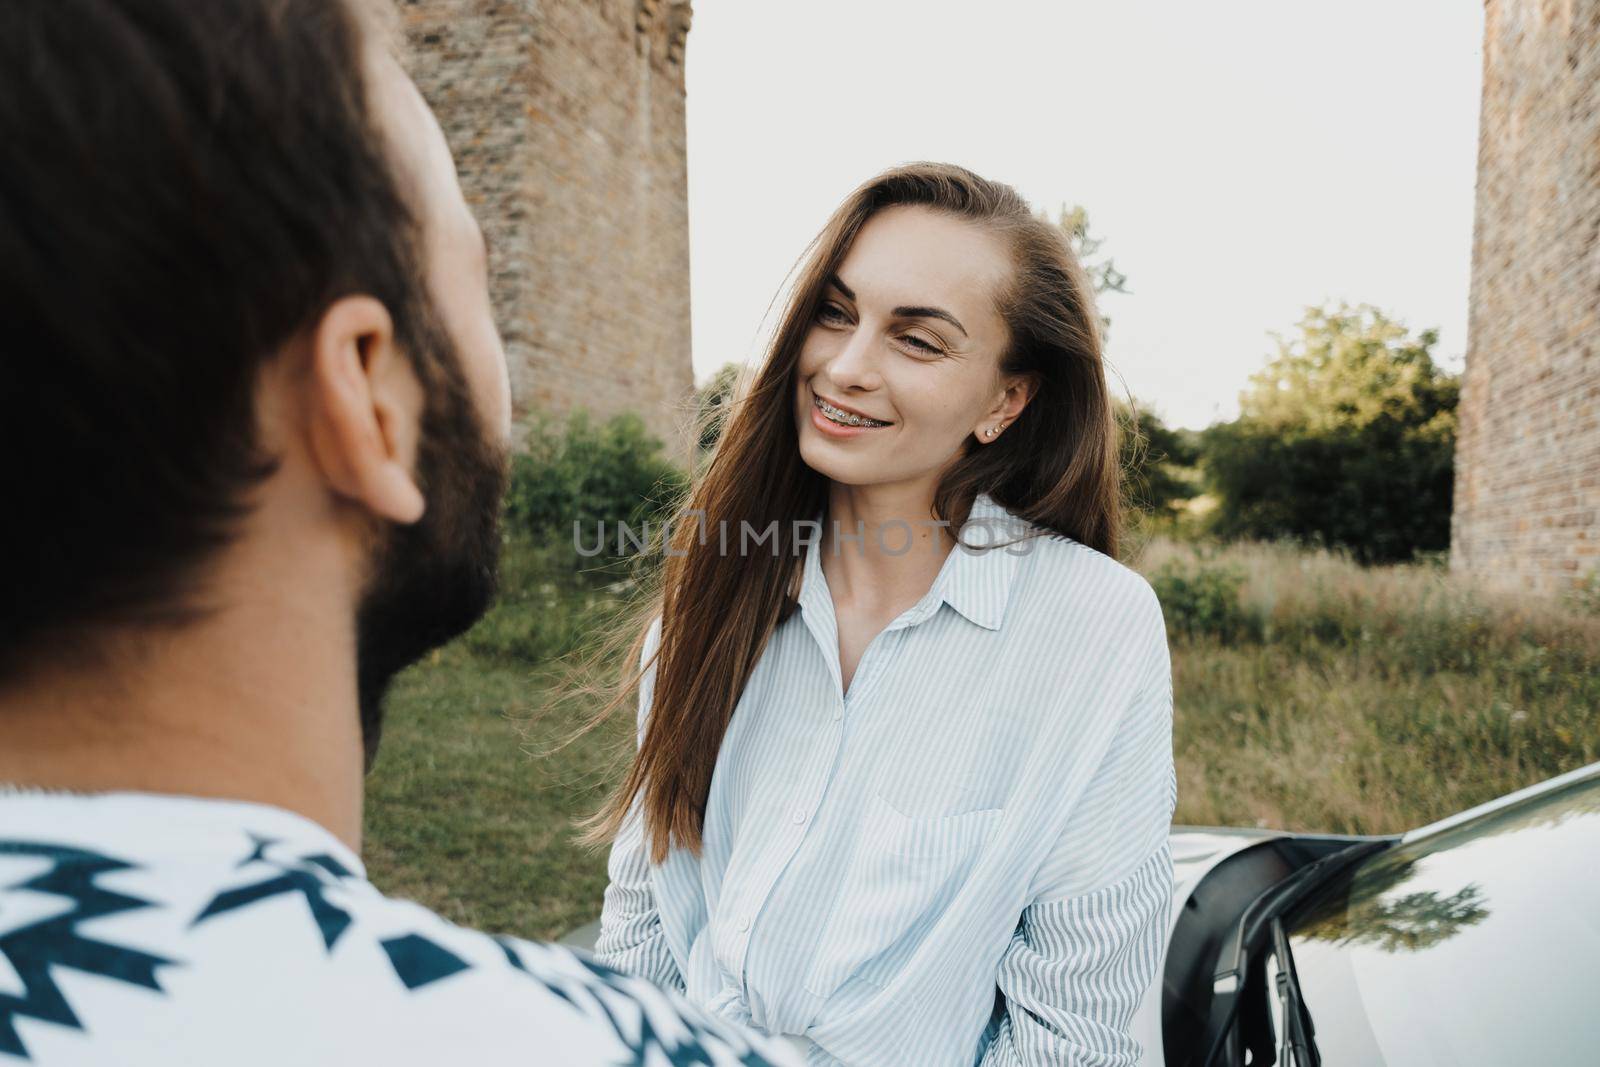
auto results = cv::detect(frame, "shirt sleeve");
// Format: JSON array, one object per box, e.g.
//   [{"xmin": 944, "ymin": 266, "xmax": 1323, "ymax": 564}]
[
  {"xmin": 979, "ymin": 582, "xmax": 1177, "ymax": 1067},
  {"xmin": 591, "ymin": 615, "xmax": 687, "ymax": 993}
]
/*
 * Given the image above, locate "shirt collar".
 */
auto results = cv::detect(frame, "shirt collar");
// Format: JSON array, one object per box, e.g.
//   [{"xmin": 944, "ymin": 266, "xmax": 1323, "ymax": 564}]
[
  {"xmin": 798, "ymin": 491, "xmax": 1028, "ymax": 632},
  {"xmin": 0, "ymin": 787, "xmax": 368, "ymax": 879},
  {"xmin": 942, "ymin": 492, "xmax": 1029, "ymax": 630}
]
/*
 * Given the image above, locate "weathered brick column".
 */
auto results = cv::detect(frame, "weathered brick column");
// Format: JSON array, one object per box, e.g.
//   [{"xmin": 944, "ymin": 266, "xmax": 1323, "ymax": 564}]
[
  {"xmin": 1452, "ymin": 0, "xmax": 1600, "ymax": 594},
  {"xmin": 400, "ymin": 0, "xmax": 697, "ymax": 466}
]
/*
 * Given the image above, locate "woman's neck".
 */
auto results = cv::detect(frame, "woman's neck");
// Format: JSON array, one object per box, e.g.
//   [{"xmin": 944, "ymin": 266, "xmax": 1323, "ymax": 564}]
[{"xmin": 819, "ymin": 487, "xmax": 960, "ymax": 616}]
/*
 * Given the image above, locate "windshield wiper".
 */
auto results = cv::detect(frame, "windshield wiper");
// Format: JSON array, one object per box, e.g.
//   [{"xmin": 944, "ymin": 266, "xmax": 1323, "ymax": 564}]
[
  {"xmin": 1271, "ymin": 914, "xmax": 1319, "ymax": 1067},
  {"xmin": 1201, "ymin": 839, "xmax": 1389, "ymax": 1067}
]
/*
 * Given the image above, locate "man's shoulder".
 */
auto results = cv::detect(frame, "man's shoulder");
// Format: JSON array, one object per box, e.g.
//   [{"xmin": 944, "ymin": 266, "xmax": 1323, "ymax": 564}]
[{"xmin": 0, "ymin": 791, "xmax": 791, "ymax": 1065}]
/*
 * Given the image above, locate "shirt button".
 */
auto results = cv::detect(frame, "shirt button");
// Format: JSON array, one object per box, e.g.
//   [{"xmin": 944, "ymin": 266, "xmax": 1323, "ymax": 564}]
[
  {"xmin": 791, "ymin": 809, "xmax": 806, "ymax": 825},
  {"xmin": 832, "ymin": 706, "xmax": 843, "ymax": 721},
  {"xmin": 738, "ymin": 916, "xmax": 751, "ymax": 931}
]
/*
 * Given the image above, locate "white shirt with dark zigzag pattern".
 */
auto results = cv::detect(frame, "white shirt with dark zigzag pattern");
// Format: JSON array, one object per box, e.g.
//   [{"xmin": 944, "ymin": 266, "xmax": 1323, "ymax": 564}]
[{"xmin": 0, "ymin": 788, "xmax": 800, "ymax": 1066}]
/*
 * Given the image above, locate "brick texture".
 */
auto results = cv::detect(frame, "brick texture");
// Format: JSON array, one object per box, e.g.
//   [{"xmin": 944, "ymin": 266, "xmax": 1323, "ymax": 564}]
[
  {"xmin": 399, "ymin": 0, "xmax": 697, "ymax": 466},
  {"xmin": 1452, "ymin": 0, "xmax": 1600, "ymax": 594}
]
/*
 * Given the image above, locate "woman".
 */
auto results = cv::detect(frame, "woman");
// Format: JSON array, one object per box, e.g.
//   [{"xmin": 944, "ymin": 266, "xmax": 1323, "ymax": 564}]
[{"xmin": 579, "ymin": 162, "xmax": 1175, "ymax": 1066}]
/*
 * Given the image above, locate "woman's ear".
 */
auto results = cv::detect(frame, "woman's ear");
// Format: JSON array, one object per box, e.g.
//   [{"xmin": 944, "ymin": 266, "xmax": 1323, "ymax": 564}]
[
  {"xmin": 304, "ymin": 294, "xmax": 427, "ymax": 524},
  {"xmin": 989, "ymin": 372, "xmax": 1039, "ymax": 427},
  {"xmin": 1008, "ymin": 373, "xmax": 1041, "ymax": 419}
]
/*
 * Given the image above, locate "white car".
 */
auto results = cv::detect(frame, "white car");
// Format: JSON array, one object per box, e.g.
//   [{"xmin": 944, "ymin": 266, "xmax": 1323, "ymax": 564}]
[{"xmin": 1151, "ymin": 758, "xmax": 1600, "ymax": 1066}]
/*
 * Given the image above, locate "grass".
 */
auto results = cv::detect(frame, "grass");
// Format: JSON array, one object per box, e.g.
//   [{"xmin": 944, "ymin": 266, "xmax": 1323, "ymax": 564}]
[
  {"xmin": 362, "ymin": 534, "xmax": 1600, "ymax": 940},
  {"xmin": 1136, "ymin": 536, "xmax": 1600, "ymax": 833},
  {"xmin": 362, "ymin": 538, "xmax": 639, "ymax": 941},
  {"xmin": 360, "ymin": 642, "xmax": 618, "ymax": 941}
]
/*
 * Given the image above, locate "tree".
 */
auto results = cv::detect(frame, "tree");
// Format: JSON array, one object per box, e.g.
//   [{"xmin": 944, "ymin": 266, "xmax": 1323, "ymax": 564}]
[
  {"xmin": 1038, "ymin": 203, "xmax": 1128, "ymax": 342},
  {"xmin": 1037, "ymin": 207, "xmax": 1198, "ymax": 526},
  {"xmin": 1117, "ymin": 398, "xmax": 1200, "ymax": 519},
  {"xmin": 693, "ymin": 361, "xmax": 743, "ymax": 454},
  {"xmin": 1239, "ymin": 303, "xmax": 1456, "ymax": 435},
  {"xmin": 1297, "ymin": 857, "xmax": 1489, "ymax": 955},
  {"xmin": 1201, "ymin": 302, "xmax": 1459, "ymax": 564}
]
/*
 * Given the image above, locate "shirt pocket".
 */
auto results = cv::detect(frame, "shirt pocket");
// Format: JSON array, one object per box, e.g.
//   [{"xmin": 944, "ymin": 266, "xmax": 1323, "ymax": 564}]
[
  {"xmin": 874, "ymin": 776, "xmax": 1003, "ymax": 822},
  {"xmin": 802, "ymin": 790, "xmax": 1002, "ymax": 997},
  {"xmin": 867, "ymin": 788, "xmax": 1004, "ymax": 857},
  {"xmin": 866, "ymin": 711, "xmax": 1020, "ymax": 820}
]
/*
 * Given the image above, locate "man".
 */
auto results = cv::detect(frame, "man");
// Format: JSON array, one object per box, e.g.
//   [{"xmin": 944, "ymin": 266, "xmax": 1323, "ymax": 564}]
[{"xmin": 0, "ymin": 1, "xmax": 796, "ymax": 1064}]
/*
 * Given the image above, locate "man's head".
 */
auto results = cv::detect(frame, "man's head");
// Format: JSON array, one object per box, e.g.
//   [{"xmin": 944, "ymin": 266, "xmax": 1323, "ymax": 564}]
[{"xmin": 0, "ymin": 0, "xmax": 512, "ymax": 768}]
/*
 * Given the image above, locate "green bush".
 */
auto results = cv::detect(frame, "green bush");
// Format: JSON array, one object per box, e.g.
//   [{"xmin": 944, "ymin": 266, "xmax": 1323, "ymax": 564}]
[
  {"xmin": 1149, "ymin": 560, "xmax": 1264, "ymax": 645},
  {"xmin": 1200, "ymin": 303, "xmax": 1459, "ymax": 565},
  {"xmin": 502, "ymin": 408, "xmax": 688, "ymax": 588},
  {"xmin": 1203, "ymin": 414, "xmax": 1455, "ymax": 565}
]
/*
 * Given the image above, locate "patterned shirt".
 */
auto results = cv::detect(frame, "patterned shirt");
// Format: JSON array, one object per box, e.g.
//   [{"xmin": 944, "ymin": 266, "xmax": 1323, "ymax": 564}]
[
  {"xmin": 595, "ymin": 492, "xmax": 1177, "ymax": 1066},
  {"xmin": 0, "ymin": 788, "xmax": 798, "ymax": 1066}
]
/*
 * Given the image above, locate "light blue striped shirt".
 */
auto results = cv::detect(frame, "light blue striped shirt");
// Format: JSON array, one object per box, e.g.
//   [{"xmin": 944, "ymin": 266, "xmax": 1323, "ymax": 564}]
[{"xmin": 595, "ymin": 492, "xmax": 1176, "ymax": 1066}]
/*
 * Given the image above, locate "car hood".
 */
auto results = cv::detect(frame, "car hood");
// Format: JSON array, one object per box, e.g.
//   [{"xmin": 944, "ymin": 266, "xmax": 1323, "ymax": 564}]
[{"xmin": 1170, "ymin": 827, "xmax": 1281, "ymax": 896}]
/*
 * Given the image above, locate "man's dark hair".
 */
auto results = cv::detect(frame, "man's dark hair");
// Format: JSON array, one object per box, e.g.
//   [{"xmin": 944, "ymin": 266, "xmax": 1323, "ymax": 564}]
[{"xmin": 0, "ymin": 0, "xmax": 441, "ymax": 673}]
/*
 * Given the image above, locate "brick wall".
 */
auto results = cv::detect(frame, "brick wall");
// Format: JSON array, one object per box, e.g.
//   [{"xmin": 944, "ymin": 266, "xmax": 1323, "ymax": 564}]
[
  {"xmin": 399, "ymin": 0, "xmax": 697, "ymax": 466},
  {"xmin": 1452, "ymin": 0, "xmax": 1600, "ymax": 594}
]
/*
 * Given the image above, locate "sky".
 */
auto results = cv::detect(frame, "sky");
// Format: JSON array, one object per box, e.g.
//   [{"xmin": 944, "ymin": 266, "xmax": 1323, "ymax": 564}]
[{"xmin": 682, "ymin": 1, "xmax": 1485, "ymax": 431}]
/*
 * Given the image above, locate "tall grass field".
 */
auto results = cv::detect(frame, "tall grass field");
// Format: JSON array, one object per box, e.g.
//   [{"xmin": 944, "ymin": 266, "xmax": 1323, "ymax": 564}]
[{"xmin": 364, "ymin": 534, "xmax": 1600, "ymax": 941}]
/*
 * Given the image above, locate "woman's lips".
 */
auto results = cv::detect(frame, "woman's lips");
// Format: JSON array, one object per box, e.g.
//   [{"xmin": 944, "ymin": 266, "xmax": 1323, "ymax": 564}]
[
  {"xmin": 813, "ymin": 392, "xmax": 891, "ymax": 424},
  {"xmin": 810, "ymin": 398, "xmax": 892, "ymax": 438}
]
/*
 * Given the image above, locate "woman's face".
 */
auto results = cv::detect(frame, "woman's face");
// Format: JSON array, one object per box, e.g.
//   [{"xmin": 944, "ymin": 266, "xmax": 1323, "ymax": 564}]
[{"xmin": 793, "ymin": 204, "xmax": 1025, "ymax": 495}]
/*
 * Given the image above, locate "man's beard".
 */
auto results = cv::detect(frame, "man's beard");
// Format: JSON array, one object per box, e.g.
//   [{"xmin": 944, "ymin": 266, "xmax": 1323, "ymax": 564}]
[{"xmin": 353, "ymin": 310, "xmax": 510, "ymax": 772}]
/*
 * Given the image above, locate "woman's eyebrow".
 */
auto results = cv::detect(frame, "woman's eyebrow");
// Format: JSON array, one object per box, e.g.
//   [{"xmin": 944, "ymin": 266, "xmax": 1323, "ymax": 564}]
[
  {"xmin": 894, "ymin": 303, "xmax": 967, "ymax": 338},
  {"xmin": 828, "ymin": 272, "xmax": 968, "ymax": 338}
]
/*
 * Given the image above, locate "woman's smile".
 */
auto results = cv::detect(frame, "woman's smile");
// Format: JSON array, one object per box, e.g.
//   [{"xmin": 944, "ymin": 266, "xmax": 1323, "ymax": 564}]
[{"xmin": 809, "ymin": 391, "xmax": 895, "ymax": 438}]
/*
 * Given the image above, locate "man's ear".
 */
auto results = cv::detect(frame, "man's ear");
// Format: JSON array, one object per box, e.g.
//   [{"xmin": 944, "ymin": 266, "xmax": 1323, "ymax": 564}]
[{"xmin": 305, "ymin": 295, "xmax": 426, "ymax": 524}]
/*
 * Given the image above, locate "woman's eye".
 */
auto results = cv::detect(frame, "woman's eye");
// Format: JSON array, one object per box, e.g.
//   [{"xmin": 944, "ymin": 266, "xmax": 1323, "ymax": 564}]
[
  {"xmin": 900, "ymin": 333, "xmax": 942, "ymax": 356},
  {"xmin": 816, "ymin": 302, "xmax": 850, "ymax": 326},
  {"xmin": 814, "ymin": 302, "xmax": 941, "ymax": 355}
]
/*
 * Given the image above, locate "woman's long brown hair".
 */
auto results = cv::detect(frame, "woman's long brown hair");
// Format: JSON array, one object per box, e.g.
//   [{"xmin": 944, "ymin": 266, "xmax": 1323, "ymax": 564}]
[{"xmin": 563, "ymin": 161, "xmax": 1125, "ymax": 863}]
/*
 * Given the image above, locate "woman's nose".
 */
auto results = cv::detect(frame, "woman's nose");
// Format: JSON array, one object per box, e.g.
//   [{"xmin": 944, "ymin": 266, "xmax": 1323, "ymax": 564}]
[{"xmin": 825, "ymin": 328, "xmax": 884, "ymax": 390}]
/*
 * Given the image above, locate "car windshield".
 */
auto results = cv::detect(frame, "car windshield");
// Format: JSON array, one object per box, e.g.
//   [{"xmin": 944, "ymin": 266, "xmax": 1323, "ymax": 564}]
[{"xmin": 1278, "ymin": 769, "xmax": 1600, "ymax": 1065}]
